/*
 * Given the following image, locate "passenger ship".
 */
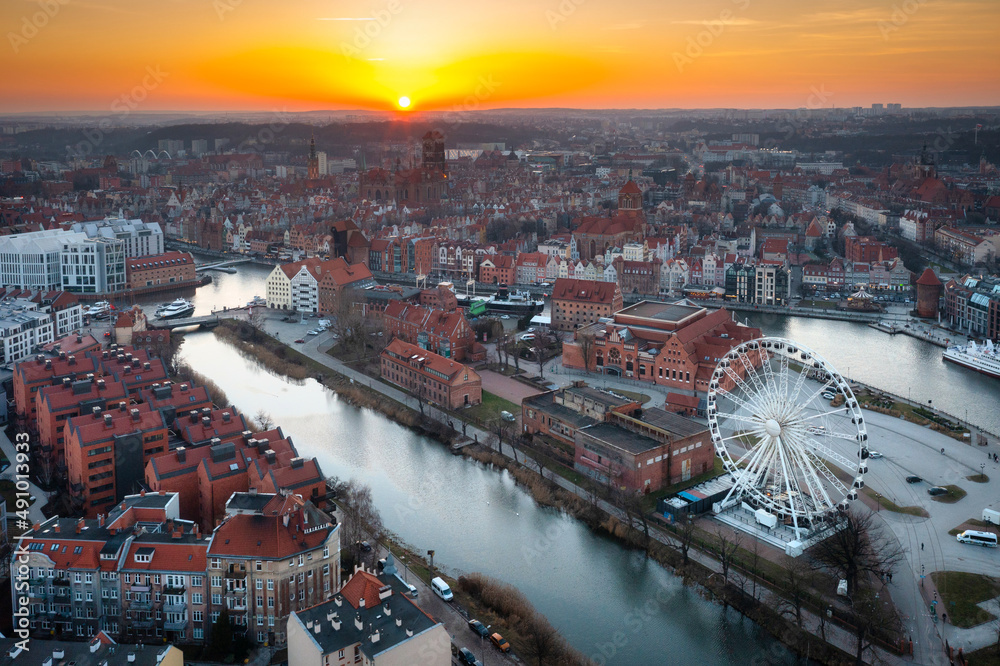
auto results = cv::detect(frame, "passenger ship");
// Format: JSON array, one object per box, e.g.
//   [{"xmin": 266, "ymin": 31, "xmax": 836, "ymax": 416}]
[{"xmin": 943, "ymin": 339, "xmax": 1000, "ymax": 379}]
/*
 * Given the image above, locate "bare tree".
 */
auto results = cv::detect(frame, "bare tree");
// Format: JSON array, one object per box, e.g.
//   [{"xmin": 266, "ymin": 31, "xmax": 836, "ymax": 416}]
[
  {"xmin": 812, "ymin": 509, "xmax": 906, "ymax": 596},
  {"xmin": 612, "ymin": 486, "xmax": 651, "ymax": 551},
  {"xmin": 748, "ymin": 537, "xmax": 763, "ymax": 601},
  {"xmin": 518, "ymin": 615, "xmax": 563, "ymax": 666},
  {"xmin": 246, "ymin": 306, "xmax": 266, "ymax": 341},
  {"xmin": 847, "ymin": 585, "xmax": 903, "ymax": 666},
  {"xmin": 253, "ymin": 408, "xmax": 274, "ymax": 432},
  {"xmin": 578, "ymin": 332, "xmax": 595, "ymax": 373},
  {"xmin": 487, "ymin": 412, "xmax": 516, "ymax": 463},
  {"xmin": 715, "ymin": 526, "xmax": 743, "ymax": 585},
  {"xmin": 777, "ymin": 555, "xmax": 814, "ymax": 629},
  {"xmin": 336, "ymin": 478, "xmax": 385, "ymax": 570},
  {"xmin": 673, "ymin": 514, "xmax": 697, "ymax": 567}
]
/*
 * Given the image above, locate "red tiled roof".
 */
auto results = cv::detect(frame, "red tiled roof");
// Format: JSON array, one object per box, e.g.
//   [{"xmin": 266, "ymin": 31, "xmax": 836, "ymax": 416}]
[
  {"xmin": 552, "ymin": 278, "xmax": 619, "ymax": 304},
  {"xmin": 340, "ymin": 569, "xmax": 390, "ymax": 610}
]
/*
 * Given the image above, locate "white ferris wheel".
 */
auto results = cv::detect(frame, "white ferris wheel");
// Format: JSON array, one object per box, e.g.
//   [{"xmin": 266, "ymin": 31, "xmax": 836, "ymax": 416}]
[{"xmin": 706, "ymin": 337, "xmax": 869, "ymax": 534}]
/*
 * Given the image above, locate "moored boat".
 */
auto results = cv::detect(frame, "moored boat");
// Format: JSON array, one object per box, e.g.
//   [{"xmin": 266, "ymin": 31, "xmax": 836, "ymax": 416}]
[{"xmin": 943, "ymin": 339, "xmax": 1000, "ymax": 379}]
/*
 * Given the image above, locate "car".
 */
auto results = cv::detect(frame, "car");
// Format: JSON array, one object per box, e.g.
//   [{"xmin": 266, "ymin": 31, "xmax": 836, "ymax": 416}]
[
  {"xmin": 358, "ymin": 540, "xmax": 372, "ymax": 552},
  {"xmin": 806, "ymin": 425, "xmax": 826, "ymax": 434},
  {"xmin": 520, "ymin": 333, "xmax": 535, "ymax": 341},
  {"xmin": 927, "ymin": 486, "xmax": 948, "ymax": 496},
  {"xmin": 468, "ymin": 619, "xmax": 490, "ymax": 638},
  {"xmin": 458, "ymin": 648, "xmax": 478, "ymax": 665},
  {"xmin": 307, "ymin": 329, "xmax": 320, "ymax": 336},
  {"xmin": 294, "ymin": 339, "xmax": 305, "ymax": 344},
  {"xmin": 821, "ymin": 392, "xmax": 836, "ymax": 400},
  {"xmin": 526, "ymin": 327, "xmax": 536, "ymax": 332},
  {"xmin": 500, "ymin": 314, "xmax": 510, "ymax": 320},
  {"xmin": 490, "ymin": 633, "xmax": 511, "ymax": 653},
  {"xmin": 500, "ymin": 411, "xmax": 516, "ymax": 423},
  {"xmin": 905, "ymin": 475, "xmax": 922, "ymax": 483},
  {"xmin": 868, "ymin": 451, "xmax": 883, "ymax": 459}
]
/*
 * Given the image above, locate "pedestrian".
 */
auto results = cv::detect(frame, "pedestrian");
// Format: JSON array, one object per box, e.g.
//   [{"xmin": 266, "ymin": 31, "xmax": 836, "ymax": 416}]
[
  {"xmin": 889, "ymin": 573, "xmax": 893, "ymax": 583},
  {"xmin": 921, "ymin": 542, "xmax": 924, "ymax": 551}
]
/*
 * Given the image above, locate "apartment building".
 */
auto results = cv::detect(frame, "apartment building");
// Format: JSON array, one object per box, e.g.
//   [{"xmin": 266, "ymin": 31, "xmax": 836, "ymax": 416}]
[
  {"xmin": 71, "ymin": 218, "xmax": 164, "ymax": 258},
  {"xmin": 63, "ymin": 402, "xmax": 169, "ymax": 516},
  {"xmin": 207, "ymin": 492, "xmax": 340, "ymax": 646},
  {"xmin": 381, "ymin": 300, "xmax": 482, "ymax": 361},
  {"xmin": 288, "ymin": 568, "xmax": 449, "ymax": 666},
  {"xmin": 0, "ymin": 300, "xmax": 56, "ymax": 365},
  {"xmin": 265, "ymin": 257, "xmax": 374, "ymax": 313},
  {"xmin": 0, "ymin": 229, "xmax": 86, "ymax": 290},
  {"xmin": 550, "ymin": 278, "xmax": 623, "ymax": 331},
  {"xmin": 60, "ymin": 237, "xmax": 127, "ymax": 294}
]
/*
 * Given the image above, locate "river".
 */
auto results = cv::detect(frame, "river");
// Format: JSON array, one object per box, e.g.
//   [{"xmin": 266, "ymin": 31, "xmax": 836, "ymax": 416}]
[
  {"xmin": 147, "ymin": 264, "xmax": 806, "ymax": 664},
  {"xmin": 142, "ymin": 262, "xmax": 999, "ymax": 664}
]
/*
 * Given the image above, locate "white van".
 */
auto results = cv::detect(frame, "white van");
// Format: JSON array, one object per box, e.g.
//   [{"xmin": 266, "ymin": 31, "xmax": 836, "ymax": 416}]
[
  {"xmin": 956, "ymin": 530, "xmax": 998, "ymax": 548},
  {"xmin": 431, "ymin": 577, "xmax": 454, "ymax": 601}
]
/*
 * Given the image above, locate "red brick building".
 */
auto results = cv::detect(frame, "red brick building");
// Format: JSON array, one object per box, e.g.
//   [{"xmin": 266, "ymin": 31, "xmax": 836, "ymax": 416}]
[
  {"xmin": 64, "ymin": 402, "xmax": 169, "ymax": 516},
  {"xmin": 177, "ymin": 407, "xmax": 250, "ymax": 447},
  {"xmin": 550, "ymin": 278, "xmax": 623, "ymax": 331},
  {"xmin": 126, "ymin": 251, "xmax": 197, "ymax": 289},
  {"xmin": 380, "ymin": 338, "xmax": 482, "ymax": 409},
  {"xmin": 478, "ymin": 254, "xmax": 516, "ymax": 285},
  {"xmin": 562, "ymin": 300, "xmax": 760, "ymax": 397},
  {"xmin": 844, "ymin": 236, "xmax": 898, "ymax": 264},
  {"xmin": 35, "ymin": 376, "xmax": 128, "ymax": 474},
  {"xmin": 574, "ymin": 408, "xmax": 711, "ymax": 492},
  {"xmin": 382, "ymin": 300, "xmax": 484, "ymax": 361},
  {"xmin": 521, "ymin": 382, "xmax": 641, "ymax": 444}
]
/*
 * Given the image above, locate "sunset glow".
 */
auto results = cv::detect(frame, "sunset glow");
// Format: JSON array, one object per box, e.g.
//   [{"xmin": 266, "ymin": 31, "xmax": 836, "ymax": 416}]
[
  {"xmin": 1, "ymin": 0, "xmax": 998, "ymax": 112},
  {"xmin": 397, "ymin": 96, "xmax": 411, "ymax": 109}
]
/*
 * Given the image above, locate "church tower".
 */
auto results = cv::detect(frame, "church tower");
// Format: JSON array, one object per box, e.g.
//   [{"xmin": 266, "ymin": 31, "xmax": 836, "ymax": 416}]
[
  {"xmin": 307, "ymin": 133, "xmax": 319, "ymax": 180},
  {"xmin": 618, "ymin": 169, "xmax": 642, "ymax": 214},
  {"xmin": 421, "ymin": 131, "xmax": 446, "ymax": 173}
]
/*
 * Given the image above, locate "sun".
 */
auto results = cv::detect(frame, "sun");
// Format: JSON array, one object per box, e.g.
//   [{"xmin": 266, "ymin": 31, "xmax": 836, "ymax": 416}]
[{"xmin": 397, "ymin": 96, "xmax": 411, "ymax": 109}]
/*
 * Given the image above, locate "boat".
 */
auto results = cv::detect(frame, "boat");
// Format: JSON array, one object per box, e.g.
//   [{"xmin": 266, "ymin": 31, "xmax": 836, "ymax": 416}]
[
  {"xmin": 87, "ymin": 301, "xmax": 113, "ymax": 320},
  {"xmin": 156, "ymin": 298, "xmax": 195, "ymax": 320},
  {"xmin": 943, "ymin": 340, "xmax": 1000, "ymax": 379},
  {"xmin": 247, "ymin": 295, "xmax": 266, "ymax": 307},
  {"xmin": 454, "ymin": 284, "xmax": 544, "ymax": 316}
]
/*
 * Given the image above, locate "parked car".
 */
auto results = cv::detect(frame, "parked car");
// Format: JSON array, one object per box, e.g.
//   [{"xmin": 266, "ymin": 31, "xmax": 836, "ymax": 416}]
[
  {"xmin": 357, "ymin": 540, "xmax": 372, "ymax": 552},
  {"xmin": 500, "ymin": 411, "xmax": 516, "ymax": 423},
  {"xmin": 458, "ymin": 648, "xmax": 478, "ymax": 665},
  {"xmin": 500, "ymin": 314, "xmax": 510, "ymax": 320},
  {"xmin": 868, "ymin": 451, "xmax": 883, "ymax": 459},
  {"xmin": 905, "ymin": 475, "xmax": 922, "ymax": 483},
  {"xmin": 821, "ymin": 392, "xmax": 836, "ymax": 400},
  {"xmin": 468, "ymin": 619, "xmax": 490, "ymax": 638},
  {"xmin": 294, "ymin": 339, "xmax": 305, "ymax": 344},
  {"xmin": 307, "ymin": 329, "xmax": 320, "ymax": 336},
  {"xmin": 490, "ymin": 633, "xmax": 511, "ymax": 653},
  {"xmin": 927, "ymin": 486, "xmax": 948, "ymax": 496}
]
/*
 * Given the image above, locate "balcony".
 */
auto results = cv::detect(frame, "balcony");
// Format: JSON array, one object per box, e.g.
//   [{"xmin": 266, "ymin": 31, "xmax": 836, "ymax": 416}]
[
  {"xmin": 132, "ymin": 619, "xmax": 154, "ymax": 630},
  {"xmin": 129, "ymin": 600, "xmax": 153, "ymax": 612},
  {"xmin": 30, "ymin": 589, "xmax": 47, "ymax": 600},
  {"xmin": 227, "ymin": 600, "xmax": 248, "ymax": 612},
  {"xmin": 52, "ymin": 578, "xmax": 70, "ymax": 587},
  {"xmin": 224, "ymin": 568, "xmax": 248, "ymax": 579},
  {"xmin": 162, "ymin": 585, "xmax": 186, "ymax": 595},
  {"xmin": 164, "ymin": 620, "xmax": 188, "ymax": 632},
  {"xmin": 225, "ymin": 587, "xmax": 247, "ymax": 597},
  {"xmin": 162, "ymin": 602, "xmax": 186, "ymax": 613}
]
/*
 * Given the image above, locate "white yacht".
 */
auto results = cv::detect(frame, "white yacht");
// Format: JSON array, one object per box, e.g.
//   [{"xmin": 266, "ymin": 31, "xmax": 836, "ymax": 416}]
[
  {"xmin": 943, "ymin": 339, "xmax": 1000, "ymax": 379},
  {"xmin": 156, "ymin": 298, "xmax": 195, "ymax": 320}
]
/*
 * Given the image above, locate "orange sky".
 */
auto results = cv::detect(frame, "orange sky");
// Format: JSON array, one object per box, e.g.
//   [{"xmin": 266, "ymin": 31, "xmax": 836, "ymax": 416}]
[{"xmin": 2, "ymin": 0, "xmax": 998, "ymax": 113}]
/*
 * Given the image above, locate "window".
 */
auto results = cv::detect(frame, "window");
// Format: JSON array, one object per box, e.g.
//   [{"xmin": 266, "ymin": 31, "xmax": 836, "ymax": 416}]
[
  {"xmin": 211, "ymin": 558, "xmax": 221, "ymax": 569},
  {"xmin": 266, "ymin": 579, "xmax": 273, "ymax": 591}
]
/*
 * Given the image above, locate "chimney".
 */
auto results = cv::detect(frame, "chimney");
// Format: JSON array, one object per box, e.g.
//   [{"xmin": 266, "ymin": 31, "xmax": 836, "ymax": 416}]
[
  {"xmin": 44, "ymin": 359, "xmax": 52, "ymax": 370},
  {"xmin": 221, "ymin": 412, "xmax": 231, "ymax": 423},
  {"xmin": 242, "ymin": 431, "xmax": 252, "ymax": 442},
  {"xmin": 395, "ymin": 617, "xmax": 402, "ymax": 627},
  {"xmin": 62, "ymin": 377, "xmax": 71, "ymax": 388},
  {"xmin": 119, "ymin": 401, "xmax": 128, "ymax": 413},
  {"xmin": 98, "ymin": 514, "xmax": 105, "ymax": 528},
  {"xmin": 176, "ymin": 447, "xmax": 187, "ymax": 462},
  {"xmin": 180, "ymin": 383, "xmax": 189, "ymax": 392},
  {"xmin": 123, "ymin": 365, "xmax": 131, "ymax": 375},
  {"xmin": 97, "ymin": 378, "xmax": 106, "ymax": 390},
  {"xmin": 201, "ymin": 407, "xmax": 212, "ymax": 416},
  {"xmin": 210, "ymin": 437, "xmax": 221, "ymax": 447},
  {"xmin": 290, "ymin": 457, "xmax": 304, "ymax": 469},
  {"xmin": 92, "ymin": 406, "xmax": 102, "ymax": 418},
  {"xmin": 358, "ymin": 597, "xmax": 365, "ymax": 609},
  {"xmin": 384, "ymin": 604, "xmax": 391, "ymax": 616},
  {"xmin": 189, "ymin": 411, "xmax": 199, "ymax": 423},
  {"xmin": 370, "ymin": 629, "xmax": 380, "ymax": 644},
  {"xmin": 201, "ymin": 416, "xmax": 211, "ymax": 427},
  {"xmin": 130, "ymin": 408, "xmax": 141, "ymax": 422},
  {"xmin": 36, "ymin": 354, "xmax": 44, "ymax": 365},
  {"xmin": 282, "ymin": 513, "xmax": 290, "ymax": 527},
  {"xmin": 102, "ymin": 350, "xmax": 110, "ymax": 359},
  {"xmin": 355, "ymin": 615, "xmax": 364, "ymax": 631},
  {"xmin": 68, "ymin": 355, "xmax": 76, "ymax": 365},
  {"xmin": 313, "ymin": 623, "xmax": 321, "ymax": 635},
  {"xmin": 59, "ymin": 351, "xmax": 66, "ymax": 360},
  {"xmin": 104, "ymin": 413, "xmax": 113, "ymax": 428},
  {"xmin": 332, "ymin": 617, "xmax": 341, "ymax": 630},
  {"xmin": 265, "ymin": 450, "xmax": 276, "ymax": 464},
  {"xmin": 405, "ymin": 628, "xmax": 413, "ymax": 637},
  {"xmin": 77, "ymin": 335, "xmax": 83, "ymax": 343},
  {"xmin": 143, "ymin": 362, "xmax": 150, "ymax": 370},
  {"xmin": 54, "ymin": 523, "xmax": 60, "ymax": 533}
]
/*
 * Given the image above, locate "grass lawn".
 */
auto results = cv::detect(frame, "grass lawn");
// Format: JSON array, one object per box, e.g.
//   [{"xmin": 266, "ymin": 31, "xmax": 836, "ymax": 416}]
[
  {"xmin": 967, "ymin": 474, "xmax": 990, "ymax": 483},
  {"xmin": 948, "ymin": 519, "xmax": 998, "ymax": 536},
  {"xmin": 462, "ymin": 391, "xmax": 520, "ymax": 424},
  {"xmin": 861, "ymin": 487, "xmax": 929, "ymax": 517},
  {"xmin": 967, "ymin": 645, "xmax": 1000, "ymax": 666},
  {"xmin": 930, "ymin": 571, "xmax": 1000, "ymax": 628},
  {"xmin": 932, "ymin": 484, "xmax": 967, "ymax": 504}
]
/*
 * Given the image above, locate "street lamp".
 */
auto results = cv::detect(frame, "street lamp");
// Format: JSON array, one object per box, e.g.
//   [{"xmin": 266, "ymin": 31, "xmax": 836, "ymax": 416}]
[
  {"xmin": 481, "ymin": 623, "xmax": 492, "ymax": 665},
  {"xmin": 875, "ymin": 492, "xmax": 881, "ymax": 512},
  {"xmin": 981, "ymin": 463, "xmax": 987, "ymax": 482}
]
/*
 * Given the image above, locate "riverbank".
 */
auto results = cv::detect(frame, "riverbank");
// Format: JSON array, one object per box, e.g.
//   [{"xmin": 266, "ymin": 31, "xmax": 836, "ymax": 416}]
[{"xmin": 209, "ymin": 319, "xmax": 879, "ymax": 665}]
